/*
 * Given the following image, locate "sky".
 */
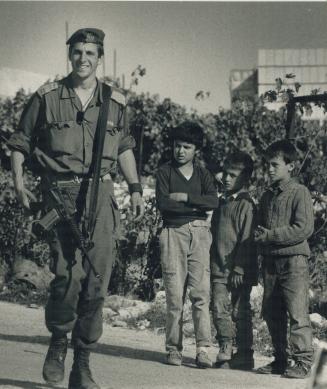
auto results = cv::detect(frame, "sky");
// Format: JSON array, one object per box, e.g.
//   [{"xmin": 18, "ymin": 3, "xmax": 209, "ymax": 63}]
[{"xmin": 1, "ymin": 1, "xmax": 327, "ymax": 113}]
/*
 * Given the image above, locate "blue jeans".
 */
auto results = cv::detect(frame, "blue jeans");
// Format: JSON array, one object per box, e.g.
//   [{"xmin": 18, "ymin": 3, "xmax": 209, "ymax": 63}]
[
  {"xmin": 262, "ymin": 255, "xmax": 313, "ymax": 365},
  {"xmin": 211, "ymin": 280, "xmax": 253, "ymax": 352},
  {"xmin": 159, "ymin": 221, "xmax": 212, "ymax": 351}
]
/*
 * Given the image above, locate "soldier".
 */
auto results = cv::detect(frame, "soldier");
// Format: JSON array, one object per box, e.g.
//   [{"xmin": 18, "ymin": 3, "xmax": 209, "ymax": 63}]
[{"xmin": 8, "ymin": 28, "xmax": 144, "ymax": 389}]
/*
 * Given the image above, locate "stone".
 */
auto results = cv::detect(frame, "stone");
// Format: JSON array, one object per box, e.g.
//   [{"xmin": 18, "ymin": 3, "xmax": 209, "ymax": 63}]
[
  {"xmin": 183, "ymin": 322, "xmax": 194, "ymax": 337},
  {"xmin": 12, "ymin": 258, "xmax": 53, "ymax": 290},
  {"xmin": 310, "ymin": 313, "xmax": 326, "ymax": 328},
  {"xmin": 137, "ymin": 319, "xmax": 150, "ymax": 329},
  {"xmin": 154, "ymin": 291, "xmax": 166, "ymax": 303},
  {"xmin": 111, "ymin": 320, "xmax": 127, "ymax": 328},
  {"xmin": 117, "ymin": 302, "xmax": 151, "ymax": 320},
  {"xmin": 102, "ymin": 307, "xmax": 118, "ymax": 319},
  {"xmin": 104, "ymin": 295, "xmax": 137, "ymax": 312},
  {"xmin": 250, "ymin": 285, "xmax": 264, "ymax": 302}
]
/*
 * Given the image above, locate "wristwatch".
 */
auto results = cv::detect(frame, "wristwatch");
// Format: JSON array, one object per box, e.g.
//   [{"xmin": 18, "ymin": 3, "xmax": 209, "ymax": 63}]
[{"xmin": 128, "ymin": 183, "xmax": 143, "ymax": 196}]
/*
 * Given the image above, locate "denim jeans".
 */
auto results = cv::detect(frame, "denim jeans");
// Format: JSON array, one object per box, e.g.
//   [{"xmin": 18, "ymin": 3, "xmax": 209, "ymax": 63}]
[
  {"xmin": 262, "ymin": 255, "xmax": 313, "ymax": 365},
  {"xmin": 159, "ymin": 220, "xmax": 212, "ymax": 351},
  {"xmin": 211, "ymin": 280, "xmax": 253, "ymax": 352}
]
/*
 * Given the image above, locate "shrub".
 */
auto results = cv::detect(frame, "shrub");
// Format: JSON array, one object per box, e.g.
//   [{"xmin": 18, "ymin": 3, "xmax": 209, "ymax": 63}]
[{"xmin": 0, "ymin": 86, "xmax": 326, "ymax": 306}]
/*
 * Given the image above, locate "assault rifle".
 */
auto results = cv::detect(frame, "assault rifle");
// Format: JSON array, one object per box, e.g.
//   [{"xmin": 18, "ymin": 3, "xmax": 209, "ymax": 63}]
[{"xmin": 30, "ymin": 187, "xmax": 101, "ymax": 280}]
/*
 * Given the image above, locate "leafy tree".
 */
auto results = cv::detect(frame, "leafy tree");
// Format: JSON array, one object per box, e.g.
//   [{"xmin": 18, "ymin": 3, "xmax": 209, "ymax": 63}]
[{"xmin": 0, "ymin": 73, "xmax": 326, "ymax": 302}]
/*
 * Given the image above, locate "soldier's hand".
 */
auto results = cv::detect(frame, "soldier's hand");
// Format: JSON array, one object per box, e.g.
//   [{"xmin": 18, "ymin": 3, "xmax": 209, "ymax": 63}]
[
  {"xmin": 15, "ymin": 186, "xmax": 37, "ymax": 210},
  {"xmin": 131, "ymin": 192, "xmax": 144, "ymax": 221},
  {"xmin": 231, "ymin": 272, "xmax": 243, "ymax": 288}
]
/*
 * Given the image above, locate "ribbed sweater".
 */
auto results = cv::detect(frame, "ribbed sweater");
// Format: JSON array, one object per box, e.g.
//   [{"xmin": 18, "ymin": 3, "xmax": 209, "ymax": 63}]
[
  {"xmin": 156, "ymin": 161, "xmax": 218, "ymax": 227},
  {"xmin": 210, "ymin": 192, "xmax": 258, "ymax": 285},
  {"xmin": 258, "ymin": 178, "xmax": 314, "ymax": 257}
]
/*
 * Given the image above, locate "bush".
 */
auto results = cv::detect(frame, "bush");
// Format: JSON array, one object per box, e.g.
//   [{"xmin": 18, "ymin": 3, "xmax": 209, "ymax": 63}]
[
  {"xmin": 0, "ymin": 87, "xmax": 326, "ymax": 307},
  {"xmin": 109, "ymin": 194, "xmax": 162, "ymax": 300}
]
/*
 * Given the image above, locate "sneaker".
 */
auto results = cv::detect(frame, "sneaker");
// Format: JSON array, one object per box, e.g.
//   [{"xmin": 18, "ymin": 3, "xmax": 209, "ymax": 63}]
[
  {"xmin": 196, "ymin": 350, "xmax": 212, "ymax": 369},
  {"xmin": 230, "ymin": 351, "xmax": 254, "ymax": 371},
  {"xmin": 166, "ymin": 350, "xmax": 182, "ymax": 366},
  {"xmin": 256, "ymin": 359, "xmax": 287, "ymax": 375},
  {"xmin": 216, "ymin": 343, "xmax": 233, "ymax": 362},
  {"xmin": 282, "ymin": 361, "xmax": 311, "ymax": 379}
]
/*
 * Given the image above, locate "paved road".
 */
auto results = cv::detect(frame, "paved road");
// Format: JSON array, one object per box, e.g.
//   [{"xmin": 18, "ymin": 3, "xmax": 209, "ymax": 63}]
[{"xmin": 0, "ymin": 301, "xmax": 308, "ymax": 389}]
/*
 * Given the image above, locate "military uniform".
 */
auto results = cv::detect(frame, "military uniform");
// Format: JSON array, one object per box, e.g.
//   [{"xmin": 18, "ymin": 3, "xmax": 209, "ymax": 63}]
[
  {"xmin": 8, "ymin": 73, "xmax": 135, "ymax": 346},
  {"xmin": 9, "ymin": 28, "xmax": 143, "ymax": 388}
]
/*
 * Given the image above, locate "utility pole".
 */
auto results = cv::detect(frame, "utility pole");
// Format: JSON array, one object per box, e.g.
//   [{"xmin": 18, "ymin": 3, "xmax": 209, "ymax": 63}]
[
  {"xmin": 103, "ymin": 53, "xmax": 106, "ymax": 79},
  {"xmin": 113, "ymin": 49, "xmax": 117, "ymax": 81},
  {"xmin": 65, "ymin": 21, "xmax": 69, "ymax": 75}
]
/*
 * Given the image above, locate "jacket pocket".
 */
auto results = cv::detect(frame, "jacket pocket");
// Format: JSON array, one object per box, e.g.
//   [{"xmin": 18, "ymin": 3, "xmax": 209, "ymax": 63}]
[
  {"xmin": 103, "ymin": 127, "xmax": 120, "ymax": 161},
  {"xmin": 47, "ymin": 120, "xmax": 79, "ymax": 154}
]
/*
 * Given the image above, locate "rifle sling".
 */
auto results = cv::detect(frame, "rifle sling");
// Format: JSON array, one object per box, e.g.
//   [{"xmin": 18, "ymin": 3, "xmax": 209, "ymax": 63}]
[{"xmin": 87, "ymin": 85, "xmax": 112, "ymax": 236}]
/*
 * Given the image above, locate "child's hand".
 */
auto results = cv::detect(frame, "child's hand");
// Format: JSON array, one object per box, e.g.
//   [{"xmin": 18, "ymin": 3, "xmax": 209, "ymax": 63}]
[
  {"xmin": 254, "ymin": 225, "xmax": 269, "ymax": 243},
  {"xmin": 231, "ymin": 272, "xmax": 243, "ymax": 288},
  {"xmin": 169, "ymin": 192, "xmax": 188, "ymax": 202},
  {"xmin": 206, "ymin": 210, "xmax": 213, "ymax": 223}
]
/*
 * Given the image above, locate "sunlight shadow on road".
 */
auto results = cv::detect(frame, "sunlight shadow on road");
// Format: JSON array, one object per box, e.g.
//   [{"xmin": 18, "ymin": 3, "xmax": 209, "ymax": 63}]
[
  {"xmin": 96, "ymin": 342, "xmax": 194, "ymax": 365},
  {"xmin": 0, "ymin": 333, "xmax": 49, "ymax": 346},
  {"xmin": 0, "ymin": 333, "xmax": 194, "ymax": 365},
  {"xmin": 0, "ymin": 378, "xmax": 65, "ymax": 389}
]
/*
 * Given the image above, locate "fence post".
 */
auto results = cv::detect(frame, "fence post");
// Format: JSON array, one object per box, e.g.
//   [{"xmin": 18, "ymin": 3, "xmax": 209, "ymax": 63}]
[{"xmin": 286, "ymin": 97, "xmax": 295, "ymax": 139}]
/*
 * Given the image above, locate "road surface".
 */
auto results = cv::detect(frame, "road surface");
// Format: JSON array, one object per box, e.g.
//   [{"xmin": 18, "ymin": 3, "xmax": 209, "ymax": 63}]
[{"xmin": 0, "ymin": 301, "xmax": 308, "ymax": 389}]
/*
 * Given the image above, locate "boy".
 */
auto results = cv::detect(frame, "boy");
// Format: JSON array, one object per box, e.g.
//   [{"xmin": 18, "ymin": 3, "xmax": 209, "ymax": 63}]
[
  {"xmin": 210, "ymin": 151, "xmax": 258, "ymax": 370},
  {"xmin": 156, "ymin": 121, "xmax": 218, "ymax": 368},
  {"xmin": 255, "ymin": 140, "xmax": 314, "ymax": 379}
]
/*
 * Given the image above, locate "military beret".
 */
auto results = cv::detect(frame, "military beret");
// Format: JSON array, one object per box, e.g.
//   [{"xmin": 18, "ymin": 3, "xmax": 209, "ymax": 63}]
[{"xmin": 66, "ymin": 28, "xmax": 105, "ymax": 46}]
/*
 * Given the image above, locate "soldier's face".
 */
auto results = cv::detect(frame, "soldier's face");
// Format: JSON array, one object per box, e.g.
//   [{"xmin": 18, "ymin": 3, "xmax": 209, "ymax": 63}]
[{"xmin": 69, "ymin": 42, "xmax": 102, "ymax": 80}]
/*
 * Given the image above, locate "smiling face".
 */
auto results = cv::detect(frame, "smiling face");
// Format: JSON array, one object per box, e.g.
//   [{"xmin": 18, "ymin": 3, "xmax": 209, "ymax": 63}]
[
  {"xmin": 69, "ymin": 42, "xmax": 102, "ymax": 81},
  {"xmin": 173, "ymin": 140, "xmax": 196, "ymax": 167},
  {"xmin": 266, "ymin": 154, "xmax": 294, "ymax": 185}
]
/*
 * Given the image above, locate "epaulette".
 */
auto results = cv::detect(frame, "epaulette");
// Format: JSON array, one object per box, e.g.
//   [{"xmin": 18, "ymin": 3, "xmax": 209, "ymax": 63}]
[
  {"xmin": 110, "ymin": 86, "xmax": 126, "ymax": 106},
  {"xmin": 36, "ymin": 81, "xmax": 59, "ymax": 97}
]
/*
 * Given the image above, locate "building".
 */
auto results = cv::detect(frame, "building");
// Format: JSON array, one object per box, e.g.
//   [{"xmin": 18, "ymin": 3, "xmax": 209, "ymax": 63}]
[
  {"xmin": 230, "ymin": 69, "xmax": 257, "ymax": 102},
  {"xmin": 230, "ymin": 48, "xmax": 327, "ymax": 123},
  {"xmin": 258, "ymin": 48, "xmax": 327, "ymax": 122}
]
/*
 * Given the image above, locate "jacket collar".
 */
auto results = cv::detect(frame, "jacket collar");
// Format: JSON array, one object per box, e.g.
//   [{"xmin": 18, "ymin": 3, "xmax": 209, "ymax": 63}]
[
  {"xmin": 269, "ymin": 177, "xmax": 295, "ymax": 194},
  {"xmin": 219, "ymin": 189, "xmax": 249, "ymax": 202},
  {"xmin": 59, "ymin": 74, "xmax": 102, "ymax": 105}
]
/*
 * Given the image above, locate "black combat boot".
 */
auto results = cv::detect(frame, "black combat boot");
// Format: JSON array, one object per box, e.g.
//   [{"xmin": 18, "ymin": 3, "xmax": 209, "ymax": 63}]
[
  {"xmin": 42, "ymin": 334, "xmax": 68, "ymax": 383},
  {"xmin": 230, "ymin": 349, "xmax": 254, "ymax": 371},
  {"xmin": 68, "ymin": 348, "xmax": 100, "ymax": 389}
]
